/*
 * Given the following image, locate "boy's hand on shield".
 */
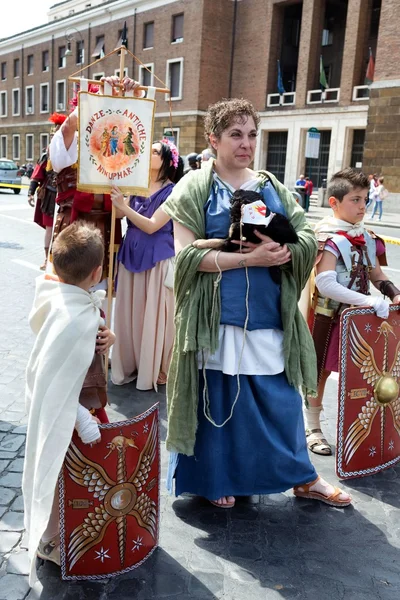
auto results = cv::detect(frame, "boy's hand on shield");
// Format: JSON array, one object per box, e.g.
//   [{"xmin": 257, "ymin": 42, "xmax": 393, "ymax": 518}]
[
  {"xmin": 393, "ymin": 295, "xmax": 400, "ymax": 305},
  {"xmin": 96, "ymin": 326, "xmax": 116, "ymax": 355}
]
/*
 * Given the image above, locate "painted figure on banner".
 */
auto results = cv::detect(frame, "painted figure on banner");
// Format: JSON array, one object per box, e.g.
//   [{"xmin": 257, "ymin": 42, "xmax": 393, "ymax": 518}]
[
  {"xmin": 305, "ymin": 168, "xmax": 400, "ymax": 463},
  {"xmin": 28, "ymin": 112, "xmax": 66, "ymax": 270},
  {"xmin": 123, "ymin": 127, "xmax": 137, "ymax": 156},
  {"xmin": 109, "ymin": 125, "xmax": 120, "ymax": 155},
  {"xmin": 22, "ymin": 223, "xmax": 115, "ymax": 585},
  {"xmin": 101, "ymin": 128, "xmax": 111, "ymax": 157}
]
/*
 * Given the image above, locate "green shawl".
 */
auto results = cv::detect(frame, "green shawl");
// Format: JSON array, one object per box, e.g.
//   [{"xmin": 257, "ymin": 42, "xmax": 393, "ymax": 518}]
[{"xmin": 163, "ymin": 159, "xmax": 317, "ymax": 455}]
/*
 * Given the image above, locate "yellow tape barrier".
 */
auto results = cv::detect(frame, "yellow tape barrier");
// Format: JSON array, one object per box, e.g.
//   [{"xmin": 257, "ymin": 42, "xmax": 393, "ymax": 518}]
[
  {"xmin": 0, "ymin": 182, "xmax": 29, "ymax": 189},
  {"xmin": 382, "ymin": 236, "xmax": 400, "ymax": 247}
]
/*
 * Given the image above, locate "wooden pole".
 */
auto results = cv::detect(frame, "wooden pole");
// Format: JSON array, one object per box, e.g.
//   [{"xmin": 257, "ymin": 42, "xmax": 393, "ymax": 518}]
[
  {"xmin": 68, "ymin": 77, "xmax": 169, "ymax": 95},
  {"xmin": 104, "ymin": 45, "xmax": 126, "ymax": 373}
]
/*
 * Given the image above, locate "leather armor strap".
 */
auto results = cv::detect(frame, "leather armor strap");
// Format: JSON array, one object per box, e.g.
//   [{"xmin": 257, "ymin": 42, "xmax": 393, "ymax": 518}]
[
  {"xmin": 57, "ymin": 166, "xmax": 77, "ymax": 194},
  {"xmin": 377, "ymin": 280, "xmax": 400, "ymax": 301}
]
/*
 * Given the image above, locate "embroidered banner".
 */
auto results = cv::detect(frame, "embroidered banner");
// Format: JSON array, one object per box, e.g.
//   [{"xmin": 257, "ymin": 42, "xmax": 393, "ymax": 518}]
[
  {"xmin": 59, "ymin": 403, "xmax": 159, "ymax": 580},
  {"xmin": 78, "ymin": 92, "xmax": 155, "ymax": 195}
]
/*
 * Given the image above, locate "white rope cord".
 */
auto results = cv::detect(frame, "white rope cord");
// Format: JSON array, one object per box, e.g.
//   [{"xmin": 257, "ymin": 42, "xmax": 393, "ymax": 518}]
[{"xmin": 202, "ymin": 249, "xmax": 250, "ymax": 428}]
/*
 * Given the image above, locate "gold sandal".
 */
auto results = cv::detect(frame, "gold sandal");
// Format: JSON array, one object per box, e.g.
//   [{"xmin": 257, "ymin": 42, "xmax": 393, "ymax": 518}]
[{"xmin": 306, "ymin": 429, "xmax": 332, "ymax": 456}]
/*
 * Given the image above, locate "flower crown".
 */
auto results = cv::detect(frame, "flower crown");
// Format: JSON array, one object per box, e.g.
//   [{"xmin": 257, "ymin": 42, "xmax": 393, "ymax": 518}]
[{"xmin": 161, "ymin": 138, "xmax": 179, "ymax": 169}]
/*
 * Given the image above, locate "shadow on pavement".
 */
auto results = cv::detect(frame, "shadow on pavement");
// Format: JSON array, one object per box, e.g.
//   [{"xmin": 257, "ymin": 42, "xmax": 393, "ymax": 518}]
[
  {"xmin": 32, "ymin": 547, "xmax": 219, "ymax": 599},
  {"xmin": 172, "ymin": 493, "xmax": 400, "ymax": 599}
]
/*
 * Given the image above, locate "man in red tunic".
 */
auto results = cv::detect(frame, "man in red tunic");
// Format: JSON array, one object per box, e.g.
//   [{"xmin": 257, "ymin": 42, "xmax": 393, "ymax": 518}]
[{"xmin": 28, "ymin": 113, "xmax": 67, "ymax": 269}]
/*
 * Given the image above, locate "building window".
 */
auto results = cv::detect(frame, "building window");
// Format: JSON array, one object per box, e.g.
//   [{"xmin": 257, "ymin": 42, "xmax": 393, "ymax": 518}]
[
  {"xmin": 139, "ymin": 64, "xmax": 154, "ymax": 87},
  {"xmin": 12, "ymin": 135, "xmax": 20, "ymax": 160},
  {"xmin": 40, "ymin": 133, "xmax": 49, "ymax": 152},
  {"xmin": 26, "ymin": 86, "xmax": 34, "ymax": 114},
  {"xmin": 12, "ymin": 89, "xmax": 20, "ymax": 116},
  {"xmin": 92, "ymin": 35, "xmax": 105, "ymax": 58},
  {"xmin": 163, "ymin": 127, "xmax": 180, "ymax": 150},
  {"xmin": 76, "ymin": 40, "xmax": 84, "ymax": 65},
  {"xmin": 350, "ymin": 129, "xmax": 366, "ymax": 169},
  {"xmin": 93, "ymin": 72, "xmax": 105, "ymax": 81},
  {"xmin": 56, "ymin": 80, "xmax": 66, "ymax": 111},
  {"xmin": 114, "ymin": 67, "xmax": 129, "ymax": 79},
  {"xmin": 27, "ymin": 54, "xmax": 34, "ymax": 75},
  {"xmin": 1, "ymin": 62, "xmax": 6, "ymax": 81},
  {"xmin": 42, "ymin": 50, "xmax": 49, "ymax": 72},
  {"xmin": 14, "ymin": 58, "xmax": 20, "ymax": 78},
  {"xmin": 166, "ymin": 58, "xmax": 183, "ymax": 100},
  {"xmin": 40, "ymin": 83, "xmax": 49, "ymax": 113},
  {"xmin": 26, "ymin": 134, "xmax": 34, "ymax": 161},
  {"xmin": 58, "ymin": 46, "xmax": 66, "ymax": 69},
  {"xmin": 143, "ymin": 22, "xmax": 154, "ymax": 49},
  {"xmin": 0, "ymin": 91, "xmax": 7, "ymax": 117},
  {"xmin": 172, "ymin": 14, "xmax": 184, "ymax": 43},
  {"xmin": 0, "ymin": 135, "xmax": 7, "ymax": 158}
]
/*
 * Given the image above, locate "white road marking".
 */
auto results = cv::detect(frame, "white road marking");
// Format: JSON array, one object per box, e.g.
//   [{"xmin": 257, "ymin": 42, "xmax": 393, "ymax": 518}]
[
  {"xmin": 0, "ymin": 204, "xmax": 31, "ymax": 211},
  {"xmin": 0, "ymin": 213, "xmax": 36, "ymax": 225},
  {"xmin": 12, "ymin": 259, "xmax": 41, "ymax": 272}
]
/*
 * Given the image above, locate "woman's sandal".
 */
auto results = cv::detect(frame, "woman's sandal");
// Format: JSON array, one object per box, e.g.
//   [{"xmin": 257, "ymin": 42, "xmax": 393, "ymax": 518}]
[
  {"xmin": 293, "ymin": 476, "xmax": 351, "ymax": 508},
  {"xmin": 306, "ymin": 429, "xmax": 332, "ymax": 456},
  {"xmin": 157, "ymin": 372, "xmax": 168, "ymax": 386},
  {"xmin": 209, "ymin": 496, "xmax": 236, "ymax": 509}
]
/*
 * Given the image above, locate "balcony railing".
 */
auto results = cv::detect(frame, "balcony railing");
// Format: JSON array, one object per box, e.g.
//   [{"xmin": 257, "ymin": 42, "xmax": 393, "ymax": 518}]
[
  {"xmin": 307, "ymin": 88, "xmax": 340, "ymax": 104},
  {"xmin": 352, "ymin": 85, "xmax": 370, "ymax": 101},
  {"xmin": 266, "ymin": 92, "xmax": 296, "ymax": 108}
]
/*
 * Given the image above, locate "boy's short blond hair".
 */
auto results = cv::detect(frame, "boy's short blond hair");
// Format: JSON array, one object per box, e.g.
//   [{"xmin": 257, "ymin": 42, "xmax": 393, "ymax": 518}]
[
  {"xmin": 52, "ymin": 222, "xmax": 104, "ymax": 285},
  {"xmin": 327, "ymin": 168, "xmax": 369, "ymax": 202}
]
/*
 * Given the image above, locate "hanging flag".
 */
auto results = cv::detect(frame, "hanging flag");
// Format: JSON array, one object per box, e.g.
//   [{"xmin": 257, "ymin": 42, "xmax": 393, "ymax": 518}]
[
  {"xmin": 365, "ymin": 48, "xmax": 375, "ymax": 85},
  {"xmin": 319, "ymin": 55, "xmax": 328, "ymax": 92},
  {"xmin": 277, "ymin": 60, "xmax": 286, "ymax": 95},
  {"xmin": 121, "ymin": 21, "xmax": 128, "ymax": 48}
]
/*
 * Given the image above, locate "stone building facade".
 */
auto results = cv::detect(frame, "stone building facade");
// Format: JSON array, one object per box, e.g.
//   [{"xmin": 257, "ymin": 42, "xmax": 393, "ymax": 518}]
[{"xmin": 0, "ymin": 0, "xmax": 398, "ymax": 190}]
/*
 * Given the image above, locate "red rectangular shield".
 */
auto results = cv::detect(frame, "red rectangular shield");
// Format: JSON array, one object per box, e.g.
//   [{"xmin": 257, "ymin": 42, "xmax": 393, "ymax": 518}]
[
  {"xmin": 337, "ymin": 307, "xmax": 400, "ymax": 479},
  {"xmin": 59, "ymin": 403, "xmax": 159, "ymax": 580}
]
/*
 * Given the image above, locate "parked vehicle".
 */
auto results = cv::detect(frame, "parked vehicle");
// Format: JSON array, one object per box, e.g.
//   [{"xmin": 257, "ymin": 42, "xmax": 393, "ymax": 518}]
[{"xmin": 0, "ymin": 159, "xmax": 22, "ymax": 194}]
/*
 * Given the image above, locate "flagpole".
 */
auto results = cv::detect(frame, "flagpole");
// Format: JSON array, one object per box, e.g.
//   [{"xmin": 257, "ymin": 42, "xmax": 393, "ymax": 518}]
[{"xmin": 105, "ymin": 26, "xmax": 127, "ymax": 372}]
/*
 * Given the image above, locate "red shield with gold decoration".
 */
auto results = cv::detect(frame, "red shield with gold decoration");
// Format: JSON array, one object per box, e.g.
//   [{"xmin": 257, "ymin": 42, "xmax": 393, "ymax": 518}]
[
  {"xmin": 58, "ymin": 403, "xmax": 159, "ymax": 580},
  {"xmin": 337, "ymin": 307, "xmax": 400, "ymax": 479}
]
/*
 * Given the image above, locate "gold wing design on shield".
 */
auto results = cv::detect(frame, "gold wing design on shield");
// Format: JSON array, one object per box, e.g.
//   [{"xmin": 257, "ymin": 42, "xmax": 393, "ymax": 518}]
[
  {"xmin": 344, "ymin": 323, "xmax": 381, "ymax": 464},
  {"xmin": 127, "ymin": 416, "xmax": 158, "ymax": 538},
  {"xmin": 64, "ymin": 442, "xmax": 117, "ymax": 568},
  {"xmin": 388, "ymin": 342, "xmax": 400, "ymax": 436},
  {"xmin": 68, "ymin": 504, "xmax": 114, "ymax": 569}
]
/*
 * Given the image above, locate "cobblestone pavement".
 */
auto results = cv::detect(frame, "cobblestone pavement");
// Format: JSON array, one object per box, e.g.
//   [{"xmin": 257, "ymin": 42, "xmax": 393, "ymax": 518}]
[{"xmin": 1, "ymin": 192, "xmax": 400, "ymax": 599}]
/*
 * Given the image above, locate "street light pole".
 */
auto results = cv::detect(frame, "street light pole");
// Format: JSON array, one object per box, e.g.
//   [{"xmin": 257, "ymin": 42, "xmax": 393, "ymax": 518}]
[{"xmin": 64, "ymin": 27, "xmax": 84, "ymax": 61}]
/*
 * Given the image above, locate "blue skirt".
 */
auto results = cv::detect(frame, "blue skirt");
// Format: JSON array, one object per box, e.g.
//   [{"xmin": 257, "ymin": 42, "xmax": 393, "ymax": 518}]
[{"xmin": 168, "ymin": 370, "xmax": 317, "ymax": 500}]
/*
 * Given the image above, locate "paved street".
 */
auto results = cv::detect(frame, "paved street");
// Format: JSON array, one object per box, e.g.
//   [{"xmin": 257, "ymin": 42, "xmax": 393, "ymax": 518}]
[{"xmin": 1, "ymin": 186, "xmax": 400, "ymax": 599}]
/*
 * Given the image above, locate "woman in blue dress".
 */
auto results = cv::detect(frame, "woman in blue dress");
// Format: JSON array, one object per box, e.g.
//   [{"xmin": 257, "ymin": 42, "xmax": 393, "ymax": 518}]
[{"xmin": 162, "ymin": 99, "xmax": 352, "ymax": 509}]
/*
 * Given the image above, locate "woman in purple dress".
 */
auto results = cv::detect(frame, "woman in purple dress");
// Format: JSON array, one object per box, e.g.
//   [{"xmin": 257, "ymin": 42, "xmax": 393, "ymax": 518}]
[{"xmin": 110, "ymin": 139, "xmax": 183, "ymax": 390}]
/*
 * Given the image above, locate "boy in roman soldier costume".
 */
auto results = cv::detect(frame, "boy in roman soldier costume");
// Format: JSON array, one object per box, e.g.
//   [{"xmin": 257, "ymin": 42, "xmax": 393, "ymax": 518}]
[
  {"xmin": 28, "ymin": 113, "xmax": 67, "ymax": 269},
  {"xmin": 306, "ymin": 169, "xmax": 400, "ymax": 455},
  {"xmin": 23, "ymin": 223, "xmax": 115, "ymax": 583}
]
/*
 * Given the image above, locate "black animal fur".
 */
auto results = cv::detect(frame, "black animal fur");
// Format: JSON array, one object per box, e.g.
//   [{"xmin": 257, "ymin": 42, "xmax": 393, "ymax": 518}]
[{"xmin": 221, "ymin": 189, "xmax": 298, "ymax": 252}]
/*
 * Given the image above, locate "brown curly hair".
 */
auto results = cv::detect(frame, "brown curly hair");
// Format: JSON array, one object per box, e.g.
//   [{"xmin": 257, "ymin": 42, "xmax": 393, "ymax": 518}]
[{"xmin": 204, "ymin": 98, "xmax": 260, "ymax": 145}]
